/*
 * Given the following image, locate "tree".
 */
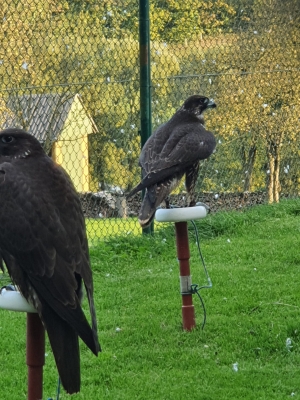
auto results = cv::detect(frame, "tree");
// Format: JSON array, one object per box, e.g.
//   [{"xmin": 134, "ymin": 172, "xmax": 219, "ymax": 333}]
[
  {"xmin": 1, "ymin": 0, "xmax": 299, "ymax": 201},
  {"xmin": 174, "ymin": 0, "xmax": 300, "ymax": 200}
]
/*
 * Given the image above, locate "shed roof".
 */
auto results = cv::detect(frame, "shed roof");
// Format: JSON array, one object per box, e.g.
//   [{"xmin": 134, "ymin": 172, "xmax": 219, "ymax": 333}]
[{"xmin": 3, "ymin": 93, "xmax": 97, "ymax": 142}]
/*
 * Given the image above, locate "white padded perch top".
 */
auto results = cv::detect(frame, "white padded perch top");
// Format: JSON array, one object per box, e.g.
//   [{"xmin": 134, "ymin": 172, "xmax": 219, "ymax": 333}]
[
  {"xmin": 0, "ymin": 286, "xmax": 37, "ymax": 313},
  {"xmin": 155, "ymin": 203, "xmax": 209, "ymax": 223}
]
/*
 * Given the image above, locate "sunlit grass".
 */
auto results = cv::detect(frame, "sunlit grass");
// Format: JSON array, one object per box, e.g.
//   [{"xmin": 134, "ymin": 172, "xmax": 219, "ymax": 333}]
[
  {"xmin": 85, "ymin": 217, "xmax": 141, "ymax": 241},
  {"xmin": 1, "ymin": 199, "xmax": 300, "ymax": 399},
  {"xmin": 85, "ymin": 217, "xmax": 167, "ymax": 242}
]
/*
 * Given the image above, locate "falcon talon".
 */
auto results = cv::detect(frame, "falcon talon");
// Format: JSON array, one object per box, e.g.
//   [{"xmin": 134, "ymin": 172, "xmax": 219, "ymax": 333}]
[
  {"xmin": 0, "ymin": 284, "xmax": 16, "ymax": 293},
  {"xmin": 127, "ymin": 95, "xmax": 216, "ymax": 228},
  {"xmin": 5, "ymin": 284, "xmax": 16, "ymax": 291},
  {"xmin": 196, "ymin": 202, "xmax": 211, "ymax": 212}
]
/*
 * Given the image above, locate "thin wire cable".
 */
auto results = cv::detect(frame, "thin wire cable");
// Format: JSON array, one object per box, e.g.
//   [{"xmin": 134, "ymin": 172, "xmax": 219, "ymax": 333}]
[
  {"xmin": 191, "ymin": 283, "xmax": 207, "ymax": 329},
  {"xmin": 190, "ymin": 220, "xmax": 212, "ymax": 289},
  {"xmin": 189, "ymin": 219, "xmax": 213, "ymax": 329}
]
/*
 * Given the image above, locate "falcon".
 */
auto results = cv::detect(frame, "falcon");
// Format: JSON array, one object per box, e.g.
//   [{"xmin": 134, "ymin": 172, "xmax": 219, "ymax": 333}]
[
  {"xmin": 0, "ymin": 128, "xmax": 100, "ymax": 394},
  {"xmin": 127, "ymin": 95, "xmax": 217, "ymax": 228}
]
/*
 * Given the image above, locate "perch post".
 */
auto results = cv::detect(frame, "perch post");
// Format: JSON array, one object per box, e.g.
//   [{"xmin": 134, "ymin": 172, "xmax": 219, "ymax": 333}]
[
  {"xmin": 175, "ymin": 221, "xmax": 195, "ymax": 330},
  {"xmin": 0, "ymin": 287, "xmax": 45, "ymax": 400},
  {"xmin": 26, "ymin": 312, "xmax": 45, "ymax": 400},
  {"xmin": 155, "ymin": 205, "xmax": 208, "ymax": 330}
]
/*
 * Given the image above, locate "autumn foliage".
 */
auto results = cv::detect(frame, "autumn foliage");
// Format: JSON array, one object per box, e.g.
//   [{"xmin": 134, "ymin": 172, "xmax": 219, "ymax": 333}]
[{"xmin": 0, "ymin": 0, "xmax": 299, "ymax": 202}]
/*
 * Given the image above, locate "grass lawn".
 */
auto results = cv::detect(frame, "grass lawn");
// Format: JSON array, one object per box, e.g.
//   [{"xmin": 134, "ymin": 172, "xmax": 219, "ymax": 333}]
[{"xmin": 0, "ymin": 199, "xmax": 300, "ymax": 399}]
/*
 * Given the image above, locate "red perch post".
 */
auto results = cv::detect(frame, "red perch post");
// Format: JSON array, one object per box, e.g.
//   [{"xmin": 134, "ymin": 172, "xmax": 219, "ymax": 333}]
[
  {"xmin": 26, "ymin": 313, "xmax": 45, "ymax": 400},
  {"xmin": 175, "ymin": 221, "xmax": 195, "ymax": 330}
]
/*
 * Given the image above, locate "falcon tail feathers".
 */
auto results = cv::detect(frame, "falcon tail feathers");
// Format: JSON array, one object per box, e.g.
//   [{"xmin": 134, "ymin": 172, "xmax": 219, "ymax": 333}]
[
  {"xmin": 126, "ymin": 183, "xmax": 143, "ymax": 199},
  {"xmin": 127, "ymin": 165, "xmax": 186, "ymax": 199},
  {"xmin": 139, "ymin": 212, "xmax": 156, "ymax": 229},
  {"xmin": 138, "ymin": 186, "xmax": 160, "ymax": 228},
  {"xmin": 41, "ymin": 303, "xmax": 81, "ymax": 394},
  {"xmin": 86, "ymin": 288, "xmax": 101, "ymax": 354},
  {"xmin": 55, "ymin": 303, "xmax": 100, "ymax": 356},
  {"xmin": 31, "ymin": 277, "xmax": 101, "ymax": 356},
  {"xmin": 138, "ymin": 177, "xmax": 181, "ymax": 228}
]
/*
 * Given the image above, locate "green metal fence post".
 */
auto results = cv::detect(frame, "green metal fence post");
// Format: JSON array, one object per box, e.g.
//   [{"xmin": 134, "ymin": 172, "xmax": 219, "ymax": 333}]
[{"xmin": 139, "ymin": 0, "xmax": 153, "ymax": 234}]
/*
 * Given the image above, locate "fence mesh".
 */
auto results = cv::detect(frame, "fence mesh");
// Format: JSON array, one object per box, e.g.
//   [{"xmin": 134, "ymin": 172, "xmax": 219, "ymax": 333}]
[{"xmin": 0, "ymin": 0, "xmax": 299, "ymax": 239}]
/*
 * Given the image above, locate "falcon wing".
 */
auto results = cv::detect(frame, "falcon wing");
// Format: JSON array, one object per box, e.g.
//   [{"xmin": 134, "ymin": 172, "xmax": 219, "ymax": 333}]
[
  {"xmin": 0, "ymin": 157, "xmax": 99, "ymax": 354},
  {"xmin": 128, "ymin": 123, "xmax": 215, "ymax": 197}
]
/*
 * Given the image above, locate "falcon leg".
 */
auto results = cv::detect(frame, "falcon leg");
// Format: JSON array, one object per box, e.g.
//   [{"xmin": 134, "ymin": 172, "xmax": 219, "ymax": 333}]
[
  {"xmin": 185, "ymin": 190, "xmax": 196, "ymax": 207},
  {"xmin": 164, "ymin": 196, "xmax": 178, "ymax": 209},
  {"xmin": 189, "ymin": 197, "xmax": 196, "ymax": 207},
  {"xmin": 185, "ymin": 162, "xmax": 200, "ymax": 208},
  {"xmin": 165, "ymin": 196, "xmax": 170, "ymax": 209}
]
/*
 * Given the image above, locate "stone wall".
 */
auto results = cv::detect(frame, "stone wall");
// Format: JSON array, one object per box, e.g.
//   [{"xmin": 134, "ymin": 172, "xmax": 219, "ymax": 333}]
[{"xmin": 80, "ymin": 191, "xmax": 272, "ymax": 219}]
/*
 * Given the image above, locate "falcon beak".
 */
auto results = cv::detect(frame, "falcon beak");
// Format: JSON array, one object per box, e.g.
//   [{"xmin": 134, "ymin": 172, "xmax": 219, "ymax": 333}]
[{"xmin": 207, "ymin": 99, "xmax": 216, "ymax": 108}]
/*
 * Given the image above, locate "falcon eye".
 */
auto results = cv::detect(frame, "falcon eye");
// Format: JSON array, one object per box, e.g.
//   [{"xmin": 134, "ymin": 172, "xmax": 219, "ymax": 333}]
[{"xmin": 1, "ymin": 136, "xmax": 14, "ymax": 144}]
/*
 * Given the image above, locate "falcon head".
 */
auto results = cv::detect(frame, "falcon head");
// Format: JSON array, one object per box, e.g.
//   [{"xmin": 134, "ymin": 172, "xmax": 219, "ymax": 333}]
[
  {"xmin": 0, "ymin": 128, "xmax": 44, "ymax": 159},
  {"xmin": 181, "ymin": 95, "xmax": 216, "ymax": 117}
]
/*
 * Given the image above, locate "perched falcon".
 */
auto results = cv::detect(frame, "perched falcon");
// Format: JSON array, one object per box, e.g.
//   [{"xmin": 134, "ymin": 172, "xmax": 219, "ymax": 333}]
[
  {"xmin": 127, "ymin": 95, "xmax": 216, "ymax": 228},
  {"xmin": 0, "ymin": 128, "xmax": 100, "ymax": 394}
]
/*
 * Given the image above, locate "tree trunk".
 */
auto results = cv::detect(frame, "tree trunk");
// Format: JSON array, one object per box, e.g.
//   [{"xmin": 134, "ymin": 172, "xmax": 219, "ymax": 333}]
[
  {"xmin": 267, "ymin": 140, "xmax": 281, "ymax": 204},
  {"xmin": 274, "ymin": 148, "xmax": 281, "ymax": 203},
  {"xmin": 268, "ymin": 154, "xmax": 274, "ymax": 203}
]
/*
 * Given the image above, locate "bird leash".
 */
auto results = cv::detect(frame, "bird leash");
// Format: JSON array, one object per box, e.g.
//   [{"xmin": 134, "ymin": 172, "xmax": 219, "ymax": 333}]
[{"xmin": 189, "ymin": 219, "xmax": 213, "ymax": 329}]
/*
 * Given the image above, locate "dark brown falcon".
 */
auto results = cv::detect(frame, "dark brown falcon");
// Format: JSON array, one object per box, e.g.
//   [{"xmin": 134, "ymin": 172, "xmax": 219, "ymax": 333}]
[
  {"xmin": 0, "ymin": 128, "xmax": 100, "ymax": 394},
  {"xmin": 127, "ymin": 95, "xmax": 217, "ymax": 228}
]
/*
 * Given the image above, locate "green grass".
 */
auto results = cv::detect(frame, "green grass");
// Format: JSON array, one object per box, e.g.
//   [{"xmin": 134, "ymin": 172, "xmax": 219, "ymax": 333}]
[
  {"xmin": 85, "ymin": 217, "xmax": 141, "ymax": 240},
  {"xmin": 85, "ymin": 217, "xmax": 167, "ymax": 241},
  {"xmin": 1, "ymin": 199, "xmax": 300, "ymax": 399}
]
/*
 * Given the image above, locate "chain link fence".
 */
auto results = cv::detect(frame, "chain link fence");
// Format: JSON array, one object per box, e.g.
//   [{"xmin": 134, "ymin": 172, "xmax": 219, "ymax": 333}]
[{"xmin": 0, "ymin": 0, "xmax": 299, "ymax": 239}]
